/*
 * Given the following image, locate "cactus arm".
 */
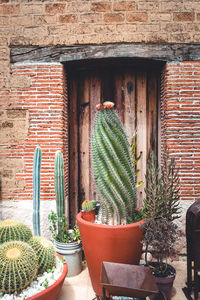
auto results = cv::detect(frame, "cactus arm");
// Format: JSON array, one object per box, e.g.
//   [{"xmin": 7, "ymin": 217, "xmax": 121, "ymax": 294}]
[
  {"xmin": 54, "ymin": 151, "xmax": 65, "ymax": 238},
  {"xmin": 33, "ymin": 146, "xmax": 41, "ymax": 236}
]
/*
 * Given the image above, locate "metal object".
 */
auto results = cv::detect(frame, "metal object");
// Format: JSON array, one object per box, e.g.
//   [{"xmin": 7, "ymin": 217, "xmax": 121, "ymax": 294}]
[
  {"xmin": 100, "ymin": 262, "xmax": 159, "ymax": 300},
  {"xmin": 183, "ymin": 200, "xmax": 200, "ymax": 300}
]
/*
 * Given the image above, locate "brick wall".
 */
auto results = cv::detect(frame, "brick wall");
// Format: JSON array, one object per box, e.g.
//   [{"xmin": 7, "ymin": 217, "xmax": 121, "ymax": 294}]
[
  {"xmin": 1, "ymin": 63, "xmax": 67, "ymax": 204},
  {"xmin": 161, "ymin": 62, "xmax": 200, "ymax": 201}
]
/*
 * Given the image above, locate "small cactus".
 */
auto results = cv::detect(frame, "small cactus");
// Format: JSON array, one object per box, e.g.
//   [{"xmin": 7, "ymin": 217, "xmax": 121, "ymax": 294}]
[
  {"xmin": 28, "ymin": 236, "xmax": 56, "ymax": 274},
  {"xmin": 0, "ymin": 241, "xmax": 38, "ymax": 294},
  {"xmin": 0, "ymin": 220, "xmax": 32, "ymax": 244},
  {"xmin": 81, "ymin": 200, "xmax": 95, "ymax": 212},
  {"xmin": 33, "ymin": 146, "xmax": 42, "ymax": 236},
  {"xmin": 54, "ymin": 151, "xmax": 65, "ymax": 239}
]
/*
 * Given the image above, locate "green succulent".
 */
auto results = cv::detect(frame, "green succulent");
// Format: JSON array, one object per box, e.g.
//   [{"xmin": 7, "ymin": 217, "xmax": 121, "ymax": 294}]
[
  {"xmin": 0, "ymin": 220, "xmax": 33, "ymax": 244},
  {"xmin": 28, "ymin": 236, "xmax": 56, "ymax": 274},
  {"xmin": 0, "ymin": 241, "xmax": 38, "ymax": 294},
  {"xmin": 81, "ymin": 200, "xmax": 95, "ymax": 212}
]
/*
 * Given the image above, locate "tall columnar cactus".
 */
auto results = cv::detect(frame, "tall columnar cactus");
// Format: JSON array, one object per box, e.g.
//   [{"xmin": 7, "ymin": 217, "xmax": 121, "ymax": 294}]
[
  {"xmin": 0, "ymin": 241, "xmax": 38, "ymax": 294},
  {"xmin": 54, "ymin": 151, "xmax": 65, "ymax": 239},
  {"xmin": 91, "ymin": 101, "xmax": 137, "ymax": 225},
  {"xmin": 33, "ymin": 146, "xmax": 41, "ymax": 236}
]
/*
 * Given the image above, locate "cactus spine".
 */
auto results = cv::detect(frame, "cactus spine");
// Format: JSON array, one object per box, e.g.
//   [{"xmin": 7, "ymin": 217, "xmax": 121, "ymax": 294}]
[
  {"xmin": 28, "ymin": 236, "xmax": 56, "ymax": 274},
  {"xmin": 33, "ymin": 146, "xmax": 41, "ymax": 236},
  {"xmin": 0, "ymin": 241, "xmax": 38, "ymax": 294},
  {"xmin": 91, "ymin": 102, "xmax": 137, "ymax": 225},
  {"xmin": 0, "ymin": 220, "xmax": 32, "ymax": 243},
  {"xmin": 55, "ymin": 151, "xmax": 65, "ymax": 240}
]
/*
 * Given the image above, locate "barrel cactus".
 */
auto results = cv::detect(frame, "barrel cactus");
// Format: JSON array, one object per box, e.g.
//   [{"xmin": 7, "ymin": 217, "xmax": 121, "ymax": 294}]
[
  {"xmin": 28, "ymin": 236, "xmax": 56, "ymax": 274},
  {"xmin": 81, "ymin": 200, "xmax": 95, "ymax": 212},
  {"xmin": 0, "ymin": 241, "xmax": 38, "ymax": 294},
  {"xmin": 91, "ymin": 101, "xmax": 137, "ymax": 225},
  {"xmin": 0, "ymin": 220, "xmax": 32, "ymax": 244}
]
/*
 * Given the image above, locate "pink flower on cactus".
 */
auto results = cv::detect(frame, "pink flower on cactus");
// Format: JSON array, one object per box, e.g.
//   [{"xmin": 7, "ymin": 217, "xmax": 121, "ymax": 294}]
[
  {"xmin": 103, "ymin": 101, "xmax": 115, "ymax": 109},
  {"xmin": 96, "ymin": 103, "xmax": 104, "ymax": 110}
]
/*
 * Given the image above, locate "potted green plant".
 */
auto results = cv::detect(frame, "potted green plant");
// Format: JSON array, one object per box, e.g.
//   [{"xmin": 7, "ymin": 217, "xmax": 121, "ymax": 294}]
[
  {"xmin": 0, "ymin": 220, "xmax": 68, "ymax": 300},
  {"xmin": 142, "ymin": 150, "xmax": 181, "ymax": 300},
  {"xmin": 49, "ymin": 151, "xmax": 82, "ymax": 277},
  {"xmin": 81, "ymin": 200, "xmax": 96, "ymax": 222},
  {"xmin": 77, "ymin": 101, "xmax": 144, "ymax": 297}
]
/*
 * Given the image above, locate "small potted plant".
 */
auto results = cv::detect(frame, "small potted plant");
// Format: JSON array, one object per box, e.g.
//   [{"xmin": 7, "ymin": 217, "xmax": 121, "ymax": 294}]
[
  {"xmin": 77, "ymin": 101, "xmax": 144, "ymax": 297},
  {"xmin": 81, "ymin": 200, "xmax": 96, "ymax": 222},
  {"xmin": 142, "ymin": 149, "xmax": 181, "ymax": 300},
  {"xmin": 49, "ymin": 151, "xmax": 82, "ymax": 277}
]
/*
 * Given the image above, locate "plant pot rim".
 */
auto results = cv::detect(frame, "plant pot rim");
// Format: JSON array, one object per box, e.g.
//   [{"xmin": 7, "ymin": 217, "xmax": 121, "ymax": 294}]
[
  {"xmin": 54, "ymin": 240, "xmax": 80, "ymax": 246},
  {"xmin": 81, "ymin": 209, "xmax": 95, "ymax": 212},
  {"xmin": 26, "ymin": 253, "xmax": 68, "ymax": 300},
  {"xmin": 77, "ymin": 212, "xmax": 144, "ymax": 229}
]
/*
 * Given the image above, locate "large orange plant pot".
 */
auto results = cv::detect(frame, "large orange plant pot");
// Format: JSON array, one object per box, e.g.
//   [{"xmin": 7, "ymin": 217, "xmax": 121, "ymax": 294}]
[{"xmin": 77, "ymin": 212, "xmax": 143, "ymax": 297}]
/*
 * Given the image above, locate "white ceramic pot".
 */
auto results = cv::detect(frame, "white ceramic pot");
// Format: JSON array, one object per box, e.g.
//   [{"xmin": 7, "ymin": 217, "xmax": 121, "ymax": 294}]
[{"xmin": 54, "ymin": 240, "xmax": 82, "ymax": 277}]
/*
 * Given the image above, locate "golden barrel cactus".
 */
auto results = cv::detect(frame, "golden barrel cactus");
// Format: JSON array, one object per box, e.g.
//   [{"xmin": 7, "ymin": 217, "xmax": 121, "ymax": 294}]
[
  {"xmin": 0, "ymin": 241, "xmax": 38, "ymax": 294},
  {"xmin": 0, "ymin": 220, "xmax": 32, "ymax": 243}
]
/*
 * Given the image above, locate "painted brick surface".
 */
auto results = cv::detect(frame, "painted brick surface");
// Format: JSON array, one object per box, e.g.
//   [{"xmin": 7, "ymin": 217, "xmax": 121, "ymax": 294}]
[
  {"xmin": 0, "ymin": 63, "xmax": 68, "ymax": 204},
  {"xmin": 161, "ymin": 62, "xmax": 200, "ymax": 202}
]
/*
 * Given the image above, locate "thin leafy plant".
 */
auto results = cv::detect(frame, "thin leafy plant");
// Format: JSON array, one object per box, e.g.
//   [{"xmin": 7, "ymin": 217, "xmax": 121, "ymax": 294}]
[
  {"xmin": 142, "ymin": 148, "xmax": 181, "ymax": 277},
  {"xmin": 48, "ymin": 211, "xmax": 81, "ymax": 244}
]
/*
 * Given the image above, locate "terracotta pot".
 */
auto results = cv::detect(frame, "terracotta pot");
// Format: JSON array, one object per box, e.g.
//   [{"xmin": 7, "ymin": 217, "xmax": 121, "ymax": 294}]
[
  {"xmin": 81, "ymin": 210, "xmax": 95, "ymax": 222},
  {"xmin": 77, "ymin": 212, "xmax": 144, "ymax": 297},
  {"xmin": 26, "ymin": 254, "xmax": 68, "ymax": 300},
  {"xmin": 150, "ymin": 264, "xmax": 176, "ymax": 300}
]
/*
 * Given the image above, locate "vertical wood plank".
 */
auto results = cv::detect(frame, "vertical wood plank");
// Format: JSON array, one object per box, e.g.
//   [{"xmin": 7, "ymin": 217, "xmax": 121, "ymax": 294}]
[
  {"xmin": 136, "ymin": 71, "xmax": 147, "ymax": 207},
  {"xmin": 102, "ymin": 70, "xmax": 114, "ymax": 103},
  {"xmin": 79, "ymin": 77, "xmax": 90, "ymax": 204},
  {"xmin": 114, "ymin": 73, "xmax": 124, "ymax": 123},
  {"xmin": 68, "ymin": 78, "xmax": 79, "ymax": 225},
  {"xmin": 147, "ymin": 72, "xmax": 158, "ymax": 158},
  {"xmin": 89, "ymin": 75, "xmax": 101, "ymax": 201},
  {"xmin": 157, "ymin": 75, "xmax": 161, "ymax": 166},
  {"xmin": 123, "ymin": 72, "xmax": 136, "ymax": 144}
]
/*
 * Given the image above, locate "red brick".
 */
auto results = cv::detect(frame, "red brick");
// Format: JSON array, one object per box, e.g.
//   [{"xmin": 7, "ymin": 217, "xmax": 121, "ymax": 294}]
[
  {"xmin": 104, "ymin": 13, "xmax": 125, "ymax": 22},
  {"xmin": 161, "ymin": 62, "xmax": 200, "ymax": 202},
  {"xmin": 173, "ymin": 12, "xmax": 195, "ymax": 22},
  {"xmin": 113, "ymin": 1, "xmax": 135, "ymax": 11},
  {"xmin": 91, "ymin": 2, "xmax": 111, "ymax": 12},
  {"xmin": 0, "ymin": 4, "xmax": 20, "ymax": 15},
  {"xmin": 59, "ymin": 14, "xmax": 78, "ymax": 23},
  {"xmin": 45, "ymin": 4, "xmax": 65, "ymax": 14},
  {"xmin": 126, "ymin": 12, "xmax": 148, "ymax": 22}
]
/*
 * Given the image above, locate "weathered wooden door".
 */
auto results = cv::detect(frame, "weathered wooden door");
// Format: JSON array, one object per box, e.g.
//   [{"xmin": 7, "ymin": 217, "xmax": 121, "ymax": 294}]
[{"xmin": 67, "ymin": 61, "xmax": 160, "ymax": 224}]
